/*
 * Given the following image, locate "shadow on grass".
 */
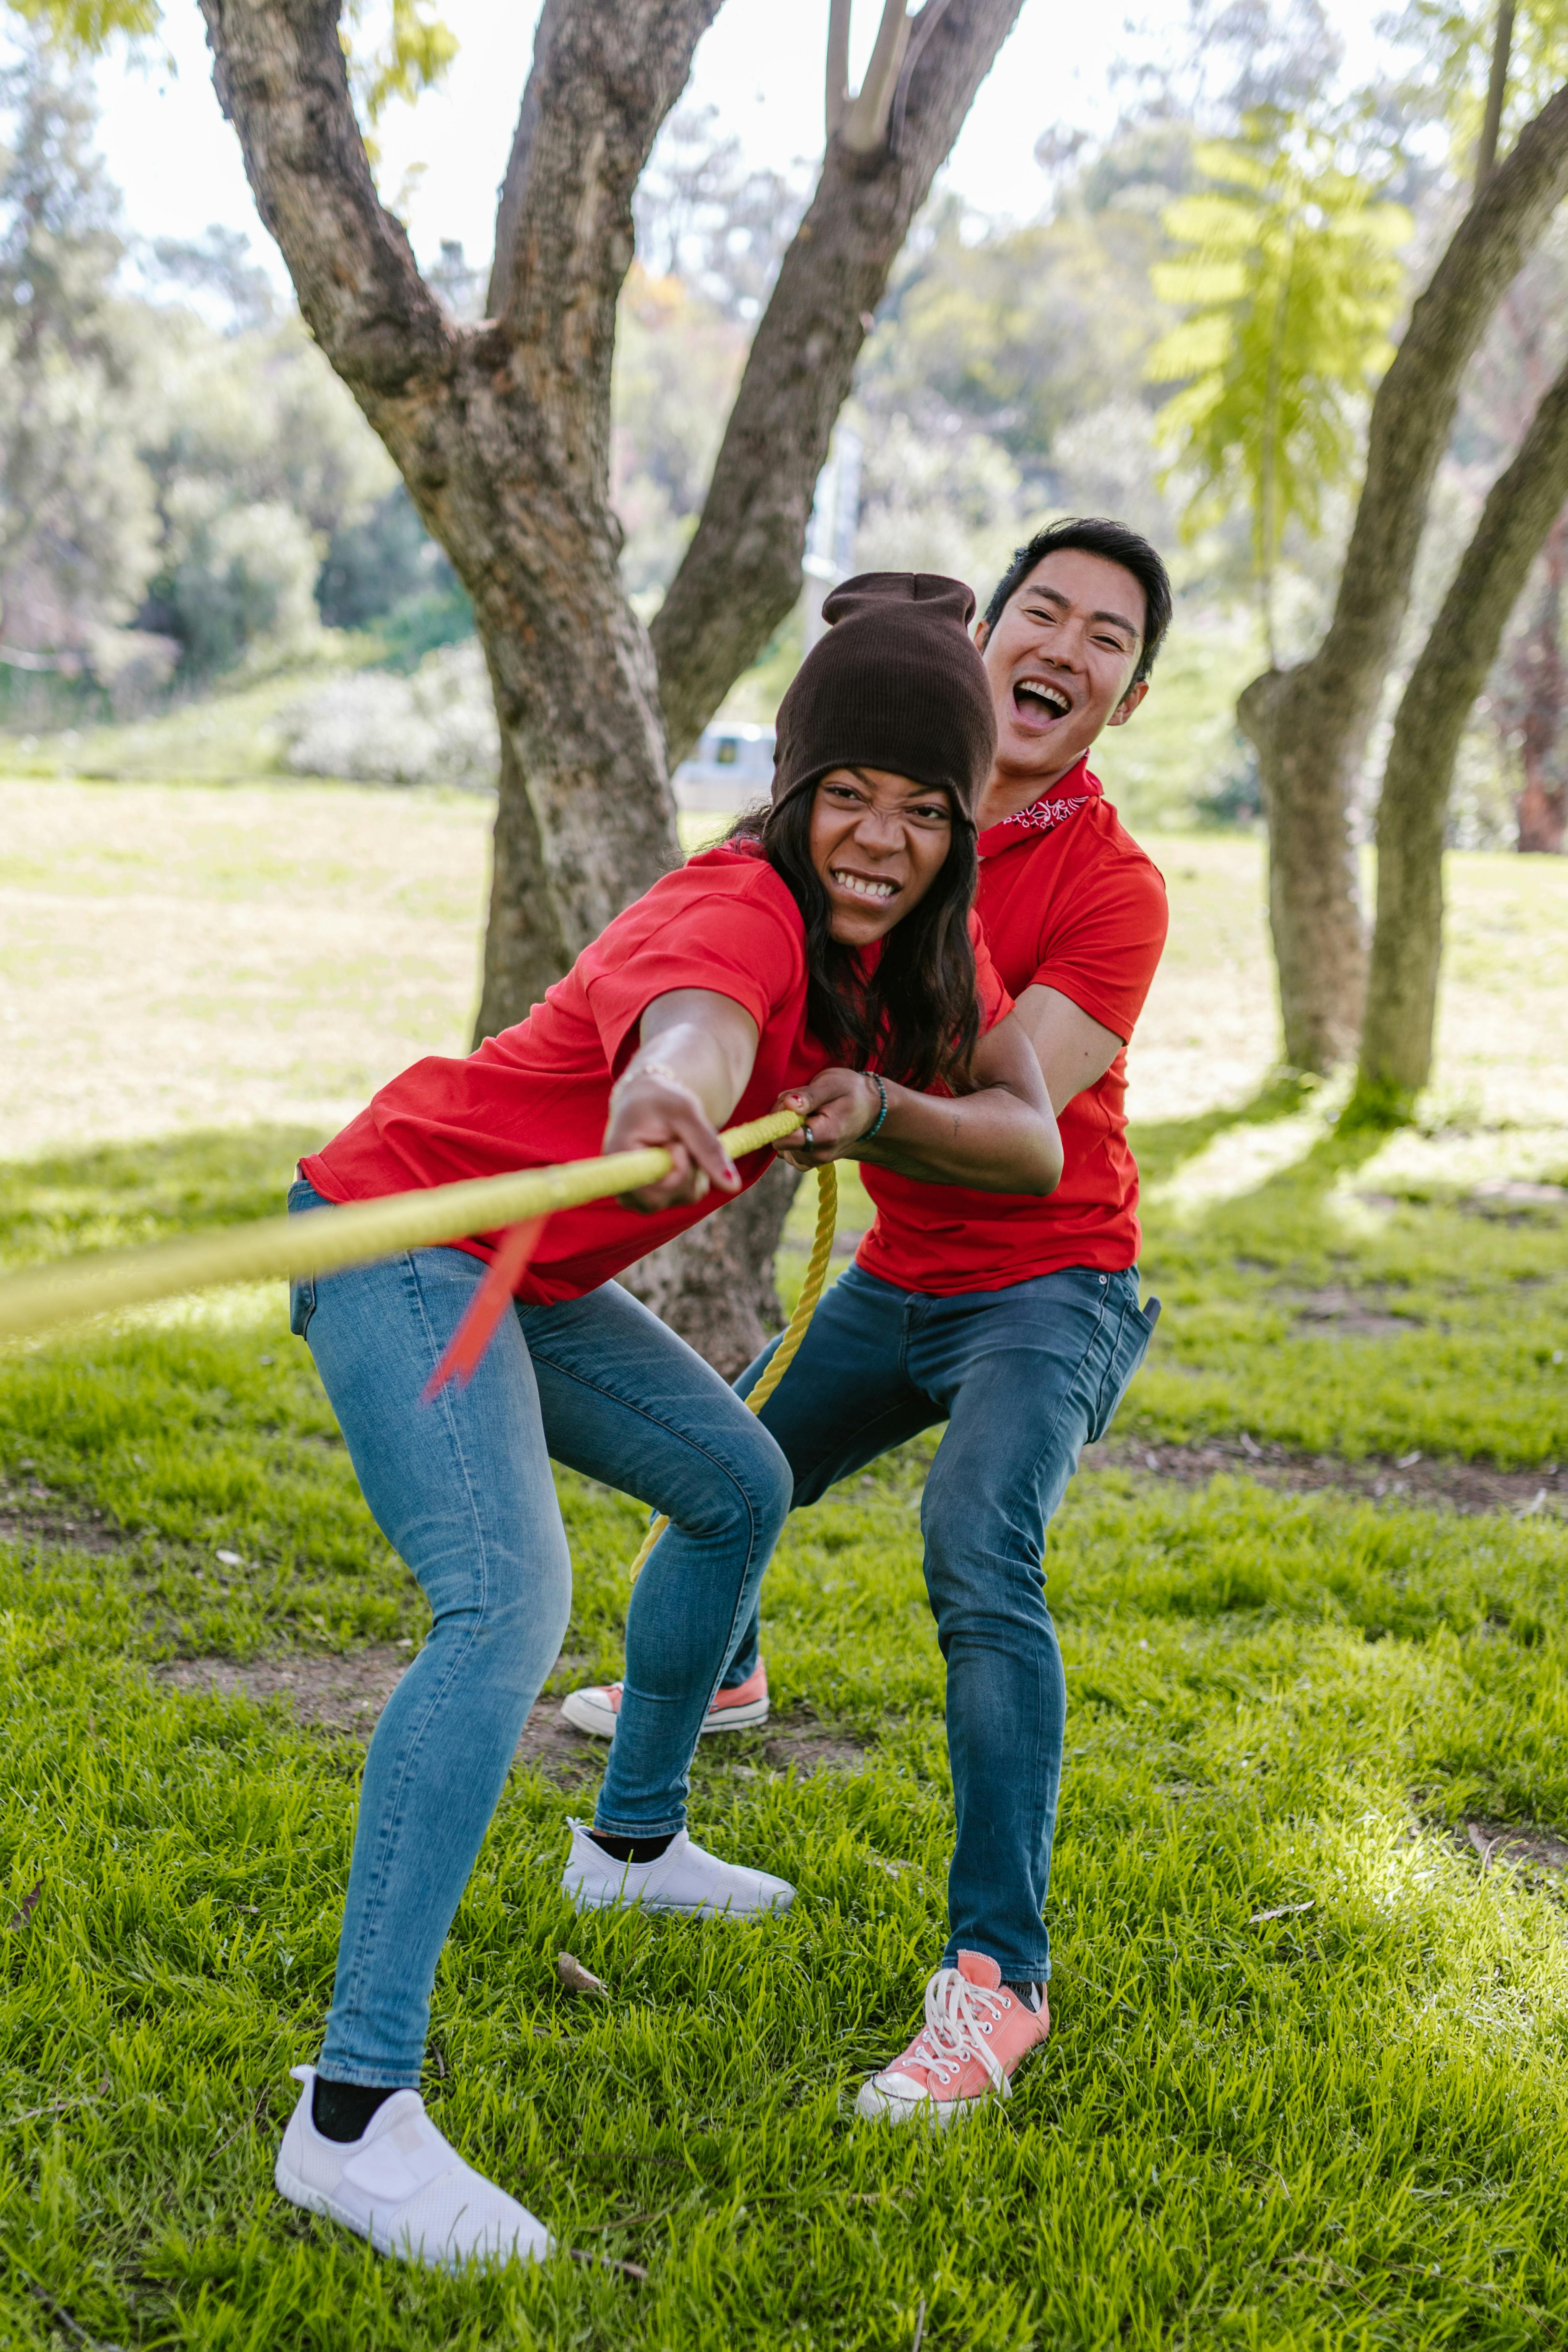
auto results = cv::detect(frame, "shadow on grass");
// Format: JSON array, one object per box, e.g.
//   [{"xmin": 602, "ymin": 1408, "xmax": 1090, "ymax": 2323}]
[
  {"xmin": 1128, "ymin": 1070, "xmax": 1315, "ymax": 1191},
  {"xmin": 0, "ymin": 1124, "xmax": 326, "ymax": 1269}
]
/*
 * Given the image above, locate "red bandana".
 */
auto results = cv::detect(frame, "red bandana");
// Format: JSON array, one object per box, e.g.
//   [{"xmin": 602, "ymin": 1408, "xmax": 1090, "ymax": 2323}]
[{"xmin": 1000, "ymin": 791, "xmax": 1091, "ymax": 833}]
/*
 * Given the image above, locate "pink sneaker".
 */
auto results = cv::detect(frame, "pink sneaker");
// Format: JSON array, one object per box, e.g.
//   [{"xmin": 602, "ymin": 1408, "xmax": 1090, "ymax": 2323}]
[
  {"xmin": 854, "ymin": 1951, "xmax": 1050, "ymax": 2126},
  {"xmin": 559, "ymin": 1661, "xmax": 769, "ymax": 1740}
]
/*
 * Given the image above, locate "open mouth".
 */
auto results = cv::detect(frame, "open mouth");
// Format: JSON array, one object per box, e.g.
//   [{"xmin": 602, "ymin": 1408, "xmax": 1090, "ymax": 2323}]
[
  {"xmin": 828, "ymin": 867, "xmax": 899, "ymax": 905},
  {"xmin": 1012, "ymin": 677, "xmax": 1072, "ymax": 726}
]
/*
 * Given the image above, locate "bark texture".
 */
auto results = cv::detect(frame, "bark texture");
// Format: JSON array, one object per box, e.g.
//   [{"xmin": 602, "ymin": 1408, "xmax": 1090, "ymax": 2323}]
[
  {"xmin": 1507, "ymin": 511, "xmax": 1568, "ymax": 851},
  {"xmin": 1357, "ymin": 355, "xmax": 1568, "ymax": 1102},
  {"xmin": 200, "ymin": 0, "xmax": 1020, "ymax": 1365},
  {"xmin": 1236, "ymin": 80, "xmax": 1568, "ymax": 1073},
  {"xmin": 619, "ymin": 1160, "xmax": 804, "ymax": 1378}
]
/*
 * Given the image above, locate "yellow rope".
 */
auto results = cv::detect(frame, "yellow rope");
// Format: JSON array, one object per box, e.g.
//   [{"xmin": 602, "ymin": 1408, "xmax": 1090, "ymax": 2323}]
[
  {"xmin": 626, "ymin": 1160, "xmax": 837, "ymax": 1585},
  {"xmin": 0, "ymin": 1109, "xmax": 811, "ymax": 1348}
]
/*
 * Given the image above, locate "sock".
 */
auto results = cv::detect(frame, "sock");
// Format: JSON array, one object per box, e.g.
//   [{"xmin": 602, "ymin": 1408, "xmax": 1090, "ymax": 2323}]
[
  {"xmin": 1004, "ymin": 1981, "xmax": 1045, "ymax": 2013},
  {"xmin": 589, "ymin": 1828, "xmax": 677, "ymax": 1865},
  {"xmin": 312, "ymin": 2077, "xmax": 399, "ymax": 2143}
]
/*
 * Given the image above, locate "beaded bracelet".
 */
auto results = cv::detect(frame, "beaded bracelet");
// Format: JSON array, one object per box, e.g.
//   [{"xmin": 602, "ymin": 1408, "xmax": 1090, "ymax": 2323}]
[{"xmin": 860, "ymin": 1073, "xmax": 889, "ymax": 1142}]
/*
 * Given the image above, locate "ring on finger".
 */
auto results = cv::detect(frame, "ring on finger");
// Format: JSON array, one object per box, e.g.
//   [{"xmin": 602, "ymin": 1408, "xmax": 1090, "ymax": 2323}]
[{"xmin": 802, "ymin": 1121, "xmax": 815, "ymax": 1155}]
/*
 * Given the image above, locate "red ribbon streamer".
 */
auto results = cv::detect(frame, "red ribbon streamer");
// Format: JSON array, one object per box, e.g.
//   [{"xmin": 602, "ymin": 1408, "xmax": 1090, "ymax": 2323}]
[{"xmin": 420, "ymin": 1218, "xmax": 548, "ymax": 1401}]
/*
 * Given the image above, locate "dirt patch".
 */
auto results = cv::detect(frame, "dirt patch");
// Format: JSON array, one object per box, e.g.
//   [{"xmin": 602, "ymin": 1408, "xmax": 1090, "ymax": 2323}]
[
  {"xmin": 1287, "ymin": 1285, "xmax": 1425, "ymax": 1338},
  {"xmin": 0, "ymin": 1473, "xmax": 129, "ymax": 1554},
  {"xmin": 1464, "ymin": 1817, "xmax": 1568, "ymax": 1873},
  {"xmin": 761, "ymin": 1712, "xmax": 869, "ymax": 1776},
  {"xmin": 1081, "ymin": 1435, "xmax": 1568, "ymax": 1519},
  {"xmin": 154, "ymin": 1646, "xmax": 600, "ymax": 1782}
]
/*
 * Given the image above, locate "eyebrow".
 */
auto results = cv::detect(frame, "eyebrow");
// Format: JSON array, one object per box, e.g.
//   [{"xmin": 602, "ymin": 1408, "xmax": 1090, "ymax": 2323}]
[
  {"xmin": 1023, "ymin": 586, "xmax": 1143, "ymax": 643},
  {"xmin": 847, "ymin": 768, "xmax": 950, "ymax": 802}
]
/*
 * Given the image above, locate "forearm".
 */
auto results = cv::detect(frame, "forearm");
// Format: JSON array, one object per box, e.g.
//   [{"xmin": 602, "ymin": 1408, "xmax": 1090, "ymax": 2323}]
[
  {"xmin": 618, "ymin": 1018, "xmax": 744, "ymax": 1130},
  {"xmin": 853, "ymin": 1080, "xmax": 1062, "ymax": 1195}
]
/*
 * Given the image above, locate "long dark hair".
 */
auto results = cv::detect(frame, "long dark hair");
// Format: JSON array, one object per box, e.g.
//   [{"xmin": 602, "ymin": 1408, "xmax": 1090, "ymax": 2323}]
[{"xmin": 727, "ymin": 783, "xmax": 980, "ymax": 1092}]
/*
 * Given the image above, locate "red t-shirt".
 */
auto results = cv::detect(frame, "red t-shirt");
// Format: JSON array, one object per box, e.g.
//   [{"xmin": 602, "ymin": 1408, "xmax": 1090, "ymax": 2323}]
[
  {"xmin": 857, "ymin": 758, "xmax": 1168, "ymax": 1294},
  {"xmin": 303, "ymin": 840, "xmax": 1009, "ymax": 1306}
]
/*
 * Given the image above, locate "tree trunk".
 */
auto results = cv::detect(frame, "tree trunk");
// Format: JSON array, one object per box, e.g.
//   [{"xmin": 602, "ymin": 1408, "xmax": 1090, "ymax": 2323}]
[
  {"xmin": 1355, "ymin": 353, "xmax": 1568, "ymax": 1107},
  {"xmin": 199, "ymin": 0, "xmax": 1022, "ymax": 1364},
  {"xmin": 1236, "ymin": 78, "xmax": 1568, "ymax": 1073},
  {"xmin": 1510, "ymin": 512, "xmax": 1568, "ymax": 852},
  {"xmin": 619, "ymin": 1160, "xmax": 804, "ymax": 1378},
  {"xmin": 1517, "ymin": 770, "xmax": 1568, "ymax": 849}
]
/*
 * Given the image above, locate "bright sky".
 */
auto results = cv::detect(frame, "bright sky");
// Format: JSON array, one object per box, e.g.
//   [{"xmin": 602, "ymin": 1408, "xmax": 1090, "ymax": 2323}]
[{"xmin": 93, "ymin": 0, "xmax": 1394, "ymax": 288}]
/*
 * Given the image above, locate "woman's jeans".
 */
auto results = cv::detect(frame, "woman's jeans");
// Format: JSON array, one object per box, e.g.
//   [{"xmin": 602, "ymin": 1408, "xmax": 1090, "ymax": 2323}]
[
  {"xmin": 287, "ymin": 1178, "xmax": 792, "ymax": 2087},
  {"xmin": 727, "ymin": 1259, "xmax": 1159, "ymax": 1985}
]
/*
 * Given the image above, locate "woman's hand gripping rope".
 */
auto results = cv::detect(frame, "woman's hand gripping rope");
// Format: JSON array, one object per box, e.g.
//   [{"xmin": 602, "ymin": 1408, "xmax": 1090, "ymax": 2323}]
[
  {"xmin": 0, "ymin": 1109, "xmax": 812, "ymax": 1358},
  {"xmin": 624, "ymin": 1158, "xmax": 837, "ymax": 1584}
]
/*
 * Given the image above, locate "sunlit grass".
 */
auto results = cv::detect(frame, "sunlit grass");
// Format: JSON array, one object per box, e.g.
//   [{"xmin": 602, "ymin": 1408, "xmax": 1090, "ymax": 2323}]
[{"xmin": 3, "ymin": 1123, "xmax": 1568, "ymax": 2343}]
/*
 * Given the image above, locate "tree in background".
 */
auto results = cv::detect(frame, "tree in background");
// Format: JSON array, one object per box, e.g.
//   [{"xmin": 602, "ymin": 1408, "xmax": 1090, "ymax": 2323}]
[
  {"xmin": 1147, "ymin": 113, "xmax": 1410, "ymax": 666},
  {"xmin": 0, "ymin": 34, "xmax": 161, "ymax": 695},
  {"xmin": 1351, "ymin": 3, "xmax": 1568, "ymax": 1111},
  {"xmin": 178, "ymin": 0, "xmax": 1026, "ymax": 1375},
  {"xmin": 1228, "ymin": 66, "xmax": 1568, "ymax": 1074}
]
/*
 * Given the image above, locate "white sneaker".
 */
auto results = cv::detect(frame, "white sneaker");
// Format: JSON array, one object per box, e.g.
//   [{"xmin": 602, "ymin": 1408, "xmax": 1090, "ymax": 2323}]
[
  {"xmin": 275, "ymin": 2066, "xmax": 551, "ymax": 2271},
  {"xmin": 560, "ymin": 1660, "xmax": 770, "ymax": 1740},
  {"xmin": 561, "ymin": 1820, "xmax": 795, "ymax": 1917}
]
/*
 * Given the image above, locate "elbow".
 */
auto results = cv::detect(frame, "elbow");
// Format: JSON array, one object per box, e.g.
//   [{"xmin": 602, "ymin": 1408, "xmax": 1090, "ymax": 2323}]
[{"xmin": 1016, "ymin": 1113, "xmax": 1063, "ymax": 1197}]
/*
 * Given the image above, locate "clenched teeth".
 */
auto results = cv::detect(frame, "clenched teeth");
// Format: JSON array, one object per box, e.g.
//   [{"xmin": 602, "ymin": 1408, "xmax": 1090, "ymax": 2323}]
[{"xmin": 830, "ymin": 869, "xmax": 897, "ymax": 902}]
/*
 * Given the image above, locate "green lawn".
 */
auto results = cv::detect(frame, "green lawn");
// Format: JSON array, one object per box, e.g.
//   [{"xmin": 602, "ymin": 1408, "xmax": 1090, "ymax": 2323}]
[
  {"xmin": 3, "ymin": 1109, "xmax": 1568, "ymax": 2348},
  {"xmin": 3, "ymin": 766, "xmax": 1568, "ymax": 2345}
]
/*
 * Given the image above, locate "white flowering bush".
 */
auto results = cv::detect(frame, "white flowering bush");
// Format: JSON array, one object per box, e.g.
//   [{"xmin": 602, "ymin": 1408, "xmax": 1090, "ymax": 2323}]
[{"xmin": 280, "ymin": 639, "xmax": 498, "ymax": 790}]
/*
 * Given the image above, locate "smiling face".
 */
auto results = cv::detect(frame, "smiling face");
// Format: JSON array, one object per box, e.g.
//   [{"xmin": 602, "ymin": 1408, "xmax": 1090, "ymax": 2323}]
[
  {"xmin": 807, "ymin": 766, "xmax": 955, "ymax": 946},
  {"xmin": 974, "ymin": 548, "xmax": 1150, "ymax": 820}
]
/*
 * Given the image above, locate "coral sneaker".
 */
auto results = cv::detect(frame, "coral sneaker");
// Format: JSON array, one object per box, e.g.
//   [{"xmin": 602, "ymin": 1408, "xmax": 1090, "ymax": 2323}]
[
  {"xmin": 560, "ymin": 1660, "xmax": 769, "ymax": 1740},
  {"xmin": 854, "ymin": 1952, "xmax": 1050, "ymax": 2127},
  {"xmin": 275, "ymin": 2066, "xmax": 550, "ymax": 2270}
]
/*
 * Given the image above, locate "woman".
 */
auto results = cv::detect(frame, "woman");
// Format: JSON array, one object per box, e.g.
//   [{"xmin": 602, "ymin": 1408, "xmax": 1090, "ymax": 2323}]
[{"xmin": 270, "ymin": 573, "xmax": 1063, "ymax": 2272}]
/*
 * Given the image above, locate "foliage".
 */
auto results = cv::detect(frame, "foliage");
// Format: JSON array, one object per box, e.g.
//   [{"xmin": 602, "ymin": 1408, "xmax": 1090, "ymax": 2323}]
[
  {"xmin": 0, "ymin": 37, "xmax": 159, "ymax": 674},
  {"xmin": 610, "ymin": 265, "xmax": 749, "ymax": 601},
  {"xmin": 2, "ymin": 1119, "xmax": 1568, "ymax": 2342},
  {"xmin": 1388, "ymin": 0, "xmax": 1568, "ymax": 173},
  {"xmin": 281, "ymin": 640, "xmax": 497, "ymax": 790},
  {"xmin": 1148, "ymin": 111, "xmax": 1411, "ymax": 660}
]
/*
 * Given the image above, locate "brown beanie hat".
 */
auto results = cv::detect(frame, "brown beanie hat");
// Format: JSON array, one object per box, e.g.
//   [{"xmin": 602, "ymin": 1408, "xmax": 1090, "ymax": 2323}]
[{"xmin": 770, "ymin": 571, "xmax": 996, "ymax": 822}]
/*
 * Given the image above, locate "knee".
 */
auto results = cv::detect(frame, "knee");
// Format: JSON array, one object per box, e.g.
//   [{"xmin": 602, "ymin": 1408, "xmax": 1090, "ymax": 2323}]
[
  {"xmin": 696, "ymin": 1418, "xmax": 793, "ymax": 1556},
  {"xmin": 920, "ymin": 1479, "xmax": 1045, "ymax": 1624}
]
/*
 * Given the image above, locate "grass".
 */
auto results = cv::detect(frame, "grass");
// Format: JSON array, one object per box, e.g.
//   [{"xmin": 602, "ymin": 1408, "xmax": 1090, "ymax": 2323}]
[
  {"xmin": 2, "ymin": 771, "xmax": 1568, "ymax": 2343},
  {"xmin": 3, "ymin": 1118, "xmax": 1568, "ymax": 2347}
]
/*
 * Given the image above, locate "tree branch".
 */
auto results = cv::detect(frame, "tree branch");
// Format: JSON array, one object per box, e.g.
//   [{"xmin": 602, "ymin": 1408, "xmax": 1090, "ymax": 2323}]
[
  {"xmin": 1475, "ymin": 0, "xmax": 1516, "ymax": 193},
  {"xmin": 1359, "ymin": 350, "xmax": 1568, "ymax": 1096},
  {"xmin": 1275, "ymin": 79, "xmax": 1568, "ymax": 725},
  {"xmin": 652, "ymin": 0, "xmax": 1023, "ymax": 764},
  {"xmin": 842, "ymin": 2, "xmax": 912, "ymax": 155},
  {"xmin": 826, "ymin": 0, "xmax": 852, "ymax": 140},
  {"xmin": 199, "ymin": 0, "xmax": 452, "ymax": 399},
  {"xmin": 488, "ymin": 0, "xmax": 721, "ymax": 348}
]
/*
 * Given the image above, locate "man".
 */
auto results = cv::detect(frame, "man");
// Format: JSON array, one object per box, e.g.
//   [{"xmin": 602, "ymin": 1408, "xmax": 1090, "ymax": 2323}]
[{"xmin": 564, "ymin": 517, "xmax": 1172, "ymax": 2124}]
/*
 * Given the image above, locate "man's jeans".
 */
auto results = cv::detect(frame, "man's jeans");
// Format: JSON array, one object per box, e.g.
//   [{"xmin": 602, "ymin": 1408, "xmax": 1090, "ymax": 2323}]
[
  {"xmin": 287, "ymin": 1178, "xmax": 791, "ymax": 2087},
  {"xmin": 729, "ymin": 1259, "xmax": 1158, "ymax": 1984}
]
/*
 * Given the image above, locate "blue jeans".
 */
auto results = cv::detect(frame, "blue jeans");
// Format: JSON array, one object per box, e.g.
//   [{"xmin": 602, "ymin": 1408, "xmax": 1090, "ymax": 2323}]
[
  {"xmin": 729, "ymin": 1259, "xmax": 1158, "ymax": 1983},
  {"xmin": 286, "ymin": 1178, "xmax": 792, "ymax": 2086}
]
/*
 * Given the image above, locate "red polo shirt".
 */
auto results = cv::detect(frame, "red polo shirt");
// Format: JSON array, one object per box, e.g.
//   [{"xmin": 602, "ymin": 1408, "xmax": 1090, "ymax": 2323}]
[
  {"xmin": 302, "ymin": 839, "xmax": 1010, "ymax": 1306},
  {"xmin": 856, "ymin": 758, "xmax": 1168, "ymax": 1293}
]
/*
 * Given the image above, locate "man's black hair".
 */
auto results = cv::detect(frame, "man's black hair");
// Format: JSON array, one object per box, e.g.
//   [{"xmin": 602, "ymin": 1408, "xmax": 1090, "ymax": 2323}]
[{"xmin": 982, "ymin": 517, "xmax": 1173, "ymax": 690}]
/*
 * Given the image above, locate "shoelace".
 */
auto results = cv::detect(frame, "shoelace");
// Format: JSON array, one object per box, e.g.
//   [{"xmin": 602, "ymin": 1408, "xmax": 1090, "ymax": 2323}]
[{"xmin": 901, "ymin": 1968, "xmax": 1011, "ymax": 2093}]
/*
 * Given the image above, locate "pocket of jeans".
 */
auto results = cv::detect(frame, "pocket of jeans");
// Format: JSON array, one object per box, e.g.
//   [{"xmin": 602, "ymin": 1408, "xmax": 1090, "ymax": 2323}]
[
  {"xmin": 289, "ymin": 1274, "xmax": 316, "ymax": 1340},
  {"xmin": 1090, "ymin": 1290, "xmax": 1156, "ymax": 1441}
]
